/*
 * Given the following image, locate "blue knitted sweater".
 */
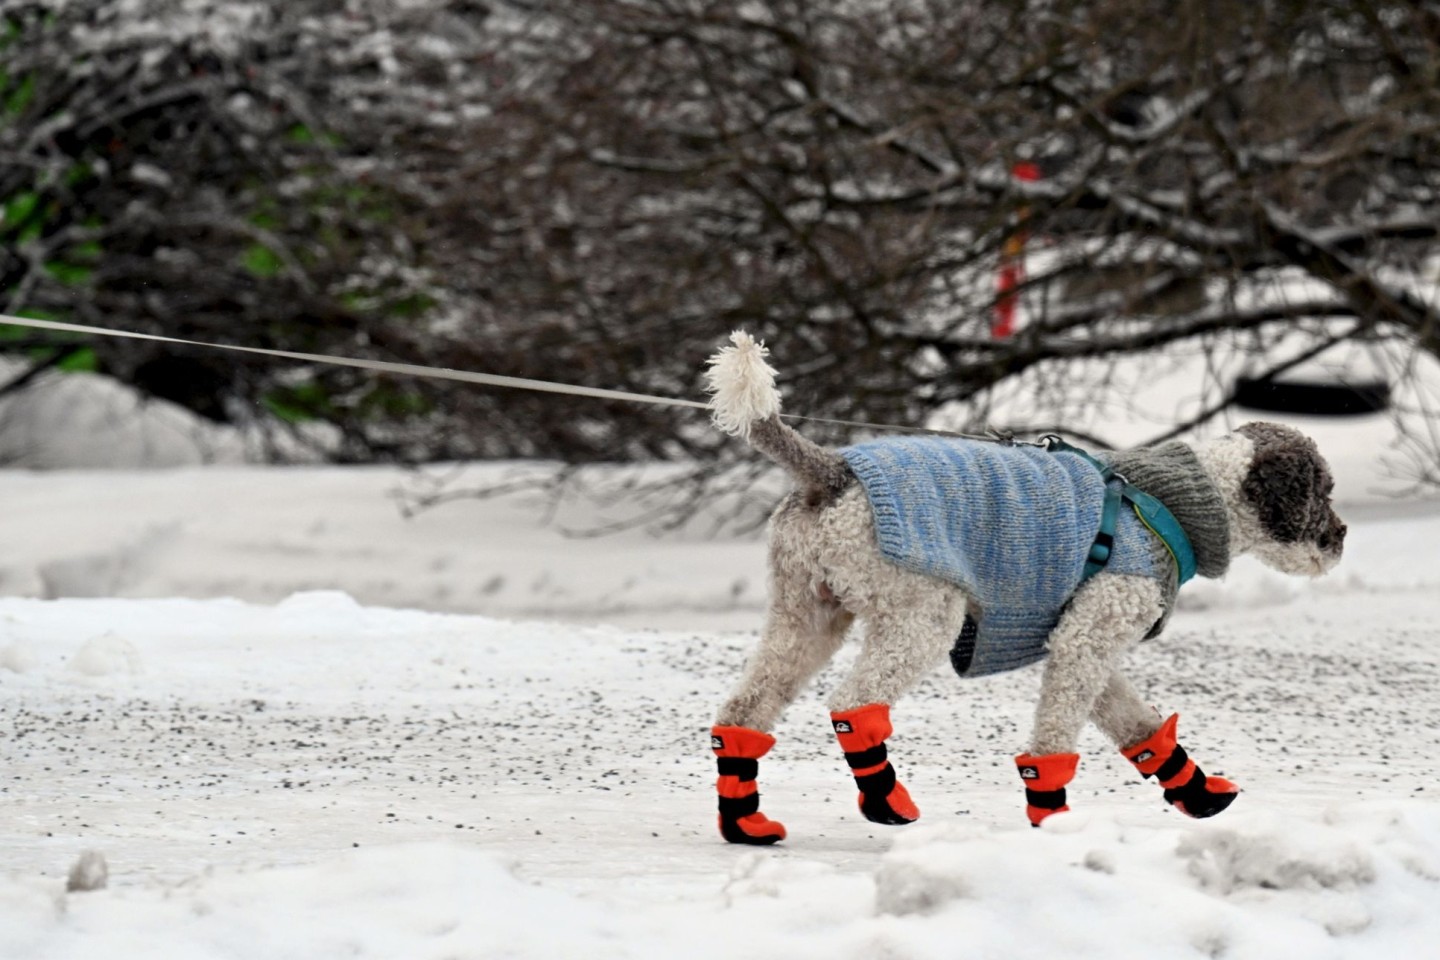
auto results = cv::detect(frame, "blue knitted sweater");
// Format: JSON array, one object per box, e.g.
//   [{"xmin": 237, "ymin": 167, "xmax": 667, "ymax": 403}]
[{"xmin": 841, "ymin": 437, "xmax": 1170, "ymax": 677}]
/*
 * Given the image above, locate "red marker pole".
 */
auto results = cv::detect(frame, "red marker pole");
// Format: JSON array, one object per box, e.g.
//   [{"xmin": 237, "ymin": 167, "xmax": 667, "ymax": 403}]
[{"xmin": 993, "ymin": 161, "xmax": 1042, "ymax": 339}]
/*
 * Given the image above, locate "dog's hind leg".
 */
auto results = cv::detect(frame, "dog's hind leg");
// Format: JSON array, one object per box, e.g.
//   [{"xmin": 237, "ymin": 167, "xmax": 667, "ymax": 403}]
[
  {"xmin": 826, "ymin": 586, "xmax": 969, "ymax": 826},
  {"xmin": 1017, "ymin": 575, "xmax": 1164, "ymax": 826},
  {"xmin": 716, "ymin": 582, "xmax": 853, "ymax": 732},
  {"xmin": 1091, "ymin": 671, "xmax": 1240, "ymax": 819},
  {"xmin": 712, "ymin": 578, "xmax": 852, "ymax": 845}
]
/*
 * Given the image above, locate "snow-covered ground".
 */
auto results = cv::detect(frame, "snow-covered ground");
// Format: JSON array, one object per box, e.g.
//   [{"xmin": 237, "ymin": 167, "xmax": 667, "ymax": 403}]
[
  {"xmin": 1, "ymin": 449, "xmax": 1439, "ymax": 957},
  {"xmin": 3, "ymin": 347, "xmax": 1440, "ymax": 957}
]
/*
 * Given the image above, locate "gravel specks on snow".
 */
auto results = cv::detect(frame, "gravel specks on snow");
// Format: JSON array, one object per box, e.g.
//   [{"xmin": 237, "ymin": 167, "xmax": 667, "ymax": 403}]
[
  {"xmin": 1, "ymin": 459, "xmax": 1439, "ymax": 957},
  {"xmin": 2, "ymin": 571, "xmax": 1439, "ymax": 956}
]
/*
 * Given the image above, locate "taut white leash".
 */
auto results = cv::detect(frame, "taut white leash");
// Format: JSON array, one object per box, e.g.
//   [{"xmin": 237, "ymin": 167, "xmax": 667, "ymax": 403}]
[
  {"xmin": 0, "ymin": 313, "xmax": 710, "ymax": 409},
  {"xmin": 0, "ymin": 312, "xmax": 983, "ymax": 438}
]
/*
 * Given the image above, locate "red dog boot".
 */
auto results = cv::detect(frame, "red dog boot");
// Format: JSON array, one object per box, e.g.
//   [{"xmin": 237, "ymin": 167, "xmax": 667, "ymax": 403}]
[
  {"xmin": 711, "ymin": 726, "xmax": 787, "ymax": 845},
  {"xmin": 1121, "ymin": 713, "xmax": 1239, "ymax": 818},
  {"xmin": 831, "ymin": 703, "xmax": 919, "ymax": 825},
  {"xmin": 1015, "ymin": 752, "xmax": 1080, "ymax": 827}
]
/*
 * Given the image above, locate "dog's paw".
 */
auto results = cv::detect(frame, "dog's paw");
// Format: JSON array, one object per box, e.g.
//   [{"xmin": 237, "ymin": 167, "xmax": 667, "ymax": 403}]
[
  {"xmin": 857, "ymin": 780, "xmax": 919, "ymax": 825},
  {"xmin": 1168, "ymin": 775, "xmax": 1240, "ymax": 819},
  {"xmin": 719, "ymin": 812, "xmax": 787, "ymax": 844}
]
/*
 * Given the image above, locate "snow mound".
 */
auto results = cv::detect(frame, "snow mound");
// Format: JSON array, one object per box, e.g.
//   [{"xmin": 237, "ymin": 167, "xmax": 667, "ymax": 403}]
[
  {"xmin": 67, "ymin": 633, "xmax": 143, "ymax": 677},
  {"xmin": 2, "ymin": 807, "xmax": 1436, "ymax": 959},
  {"xmin": 0, "ymin": 639, "xmax": 36, "ymax": 673},
  {"xmin": 867, "ymin": 804, "xmax": 1439, "ymax": 959},
  {"xmin": 274, "ymin": 589, "xmax": 366, "ymax": 613},
  {"xmin": 1178, "ymin": 812, "xmax": 1378, "ymax": 895},
  {"xmin": 0, "ymin": 359, "xmax": 248, "ymax": 469},
  {"xmin": 0, "ymin": 844, "xmax": 625, "ymax": 960}
]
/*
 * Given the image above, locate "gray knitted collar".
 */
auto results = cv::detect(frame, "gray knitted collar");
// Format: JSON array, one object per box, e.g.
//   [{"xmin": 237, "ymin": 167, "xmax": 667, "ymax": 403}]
[{"xmin": 1107, "ymin": 441, "xmax": 1231, "ymax": 579}]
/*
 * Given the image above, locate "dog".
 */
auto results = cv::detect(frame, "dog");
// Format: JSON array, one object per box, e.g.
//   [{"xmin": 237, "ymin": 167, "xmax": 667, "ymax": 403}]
[{"xmin": 704, "ymin": 332, "xmax": 1346, "ymax": 844}]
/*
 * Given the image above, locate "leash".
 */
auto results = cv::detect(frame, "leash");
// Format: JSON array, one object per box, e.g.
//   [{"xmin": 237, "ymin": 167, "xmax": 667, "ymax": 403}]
[
  {"xmin": 0, "ymin": 313, "xmax": 712, "ymax": 411},
  {"xmin": 5, "ymin": 312, "xmax": 1198, "ymax": 579},
  {"xmin": 0, "ymin": 312, "xmax": 998, "ymax": 439}
]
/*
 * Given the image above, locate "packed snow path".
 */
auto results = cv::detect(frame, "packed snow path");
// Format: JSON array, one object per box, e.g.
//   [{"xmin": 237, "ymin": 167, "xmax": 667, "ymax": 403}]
[
  {"xmin": 4, "ymin": 523, "xmax": 1440, "ymax": 956},
  {"xmin": 2, "ymin": 456, "xmax": 1440, "ymax": 957}
]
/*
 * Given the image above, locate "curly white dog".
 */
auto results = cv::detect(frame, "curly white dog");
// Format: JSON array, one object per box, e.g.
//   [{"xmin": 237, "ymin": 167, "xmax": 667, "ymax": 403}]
[{"xmin": 705, "ymin": 332, "xmax": 1346, "ymax": 844}]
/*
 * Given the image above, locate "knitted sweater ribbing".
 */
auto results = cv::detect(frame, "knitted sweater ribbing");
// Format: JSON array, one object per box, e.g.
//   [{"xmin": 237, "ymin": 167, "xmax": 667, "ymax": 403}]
[{"xmin": 1106, "ymin": 441, "xmax": 1230, "ymax": 579}]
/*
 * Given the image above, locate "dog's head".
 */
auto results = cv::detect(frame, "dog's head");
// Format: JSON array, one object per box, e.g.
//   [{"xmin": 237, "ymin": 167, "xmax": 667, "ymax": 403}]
[{"xmin": 1208, "ymin": 422, "xmax": 1346, "ymax": 576}]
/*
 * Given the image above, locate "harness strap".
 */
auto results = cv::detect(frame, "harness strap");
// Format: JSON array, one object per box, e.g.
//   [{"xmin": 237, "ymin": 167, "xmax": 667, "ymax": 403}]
[
  {"xmin": 1043, "ymin": 438, "xmax": 1197, "ymax": 586},
  {"xmin": 1085, "ymin": 482, "xmax": 1123, "ymax": 579},
  {"xmin": 1125, "ymin": 486, "xmax": 1199, "ymax": 584}
]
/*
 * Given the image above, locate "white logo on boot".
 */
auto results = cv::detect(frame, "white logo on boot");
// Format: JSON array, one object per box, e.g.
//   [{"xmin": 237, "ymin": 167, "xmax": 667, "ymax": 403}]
[
  {"xmin": 833, "ymin": 721, "xmax": 852, "ymax": 733},
  {"xmin": 711, "ymin": 736, "xmax": 724, "ymax": 750}
]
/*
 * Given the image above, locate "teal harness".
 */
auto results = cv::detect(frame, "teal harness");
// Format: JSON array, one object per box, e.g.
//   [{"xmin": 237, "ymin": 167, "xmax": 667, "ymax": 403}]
[{"xmin": 1043, "ymin": 437, "xmax": 1198, "ymax": 585}]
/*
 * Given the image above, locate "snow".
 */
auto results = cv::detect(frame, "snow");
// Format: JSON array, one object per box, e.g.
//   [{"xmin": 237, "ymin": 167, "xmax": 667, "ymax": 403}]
[
  {"xmin": 0, "ymin": 445, "xmax": 1438, "ymax": 956},
  {"xmin": 0, "ymin": 357, "xmax": 250, "ymax": 469},
  {"xmin": 3, "ymin": 345, "xmax": 1440, "ymax": 956},
  {"xmin": 2, "ymin": 572, "xmax": 1439, "ymax": 957},
  {"xmin": 0, "ymin": 464, "xmax": 769, "ymax": 629}
]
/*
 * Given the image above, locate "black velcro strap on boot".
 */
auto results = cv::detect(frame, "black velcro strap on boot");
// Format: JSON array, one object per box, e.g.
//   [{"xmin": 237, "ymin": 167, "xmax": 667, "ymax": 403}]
[
  {"xmin": 843, "ymin": 744, "xmax": 888, "ymax": 771},
  {"xmin": 1154, "ymin": 746, "xmax": 1190, "ymax": 783},
  {"xmin": 853, "ymin": 762, "xmax": 897, "ymax": 798},
  {"xmin": 1162, "ymin": 767, "xmax": 1206, "ymax": 805},
  {"xmin": 854, "ymin": 762, "xmax": 914, "ymax": 825},
  {"xmin": 1162, "ymin": 766, "xmax": 1235, "ymax": 818},
  {"xmin": 718, "ymin": 792, "xmax": 761, "ymax": 818},
  {"xmin": 716, "ymin": 757, "xmax": 759, "ymax": 781},
  {"xmin": 1025, "ymin": 787, "xmax": 1068, "ymax": 811}
]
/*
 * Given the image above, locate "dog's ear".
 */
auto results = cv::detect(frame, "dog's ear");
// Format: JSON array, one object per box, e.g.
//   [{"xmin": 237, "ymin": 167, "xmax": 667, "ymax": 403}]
[{"xmin": 1235, "ymin": 422, "xmax": 1334, "ymax": 544}]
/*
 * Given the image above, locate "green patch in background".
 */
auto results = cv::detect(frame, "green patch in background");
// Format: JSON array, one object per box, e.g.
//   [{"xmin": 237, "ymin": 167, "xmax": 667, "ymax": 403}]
[
  {"xmin": 64, "ymin": 161, "xmax": 94, "ymax": 188},
  {"xmin": 55, "ymin": 346, "xmax": 98, "ymax": 372},
  {"xmin": 3, "ymin": 72, "xmax": 34, "ymax": 115},
  {"xmin": 44, "ymin": 260, "xmax": 92, "ymax": 286},
  {"xmin": 242, "ymin": 243, "xmax": 284, "ymax": 278},
  {"xmin": 386, "ymin": 293, "xmax": 436, "ymax": 318},
  {"xmin": 359, "ymin": 383, "xmax": 432, "ymax": 418},
  {"xmin": 262, "ymin": 382, "xmax": 333, "ymax": 422},
  {"xmin": 284, "ymin": 124, "xmax": 343, "ymax": 148},
  {"xmin": 3, "ymin": 191, "xmax": 40, "ymax": 232},
  {"xmin": 68, "ymin": 239, "xmax": 102, "ymax": 260}
]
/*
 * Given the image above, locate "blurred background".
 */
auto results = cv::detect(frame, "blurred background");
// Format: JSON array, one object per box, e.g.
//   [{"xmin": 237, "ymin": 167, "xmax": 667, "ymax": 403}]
[{"xmin": 1, "ymin": 0, "xmax": 1438, "ymax": 616}]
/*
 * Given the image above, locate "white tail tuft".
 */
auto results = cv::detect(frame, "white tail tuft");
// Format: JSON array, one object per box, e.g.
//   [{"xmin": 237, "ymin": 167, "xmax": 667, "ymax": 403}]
[{"xmin": 705, "ymin": 331, "xmax": 781, "ymax": 439}]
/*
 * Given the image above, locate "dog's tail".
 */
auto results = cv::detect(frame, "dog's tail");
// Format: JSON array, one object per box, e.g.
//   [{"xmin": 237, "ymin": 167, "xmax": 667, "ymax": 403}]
[{"xmin": 705, "ymin": 331, "xmax": 850, "ymax": 504}]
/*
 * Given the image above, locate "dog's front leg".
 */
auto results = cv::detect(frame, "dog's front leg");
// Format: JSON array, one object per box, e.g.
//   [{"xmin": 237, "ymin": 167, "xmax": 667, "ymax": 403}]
[
  {"xmin": 1091, "ymin": 671, "xmax": 1240, "ymax": 819},
  {"xmin": 1017, "ymin": 575, "xmax": 1163, "ymax": 826}
]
